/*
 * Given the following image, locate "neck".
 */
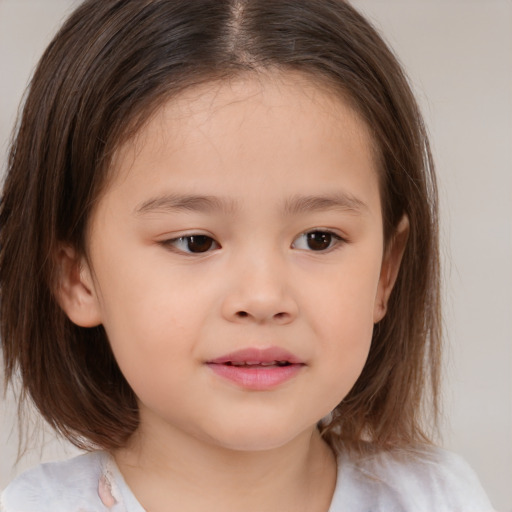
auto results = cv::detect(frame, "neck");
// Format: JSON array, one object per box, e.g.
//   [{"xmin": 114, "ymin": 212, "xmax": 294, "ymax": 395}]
[{"xmin": 114, "ymin": 420, "xmax": 337, "ymax": 512}]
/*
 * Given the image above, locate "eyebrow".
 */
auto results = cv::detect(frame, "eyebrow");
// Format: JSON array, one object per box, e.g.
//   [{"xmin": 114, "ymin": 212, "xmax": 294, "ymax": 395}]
[
  {"xmin": 134, "ymin": 194, "xmax": 238, "ymax": 216},
  {"xmin": 283, "ymin": 193, "xmax": 368, "ymax": 215},
  {"xmin": 134, "ymin": 192, "xmax": 367, "ymax": 216}
]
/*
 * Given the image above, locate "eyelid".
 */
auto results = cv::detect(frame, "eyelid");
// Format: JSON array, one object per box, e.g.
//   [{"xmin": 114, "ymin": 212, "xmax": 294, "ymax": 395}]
[
  {"xmin": 158, "ymin": 232, "xmax": 221, "ymax": 255},
  {"xmin": 291, "ymin": 228, "xmax": 347, "ymax": 252}
]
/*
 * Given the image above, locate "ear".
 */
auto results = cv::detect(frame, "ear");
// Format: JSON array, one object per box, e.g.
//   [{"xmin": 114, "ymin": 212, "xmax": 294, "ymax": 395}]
[
  {"xmin": 373, "ymin": 215, "xmax": 409, "ymax": 323},
  {"xmin": 54, "ymin": 245, "xmax": 102, "ymax": 327}
]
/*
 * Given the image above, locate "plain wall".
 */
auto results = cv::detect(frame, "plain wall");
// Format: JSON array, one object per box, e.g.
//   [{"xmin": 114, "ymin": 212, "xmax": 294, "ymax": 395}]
[{"xmin": 1, "ymin": 1, "xmax": 511, "ymax": 510}]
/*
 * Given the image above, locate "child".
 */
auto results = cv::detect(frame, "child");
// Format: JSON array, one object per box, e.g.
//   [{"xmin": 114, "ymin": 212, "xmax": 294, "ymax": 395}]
[{"xmin": 0, "ymin": 0, "xmax": 495, "ymax": 511}]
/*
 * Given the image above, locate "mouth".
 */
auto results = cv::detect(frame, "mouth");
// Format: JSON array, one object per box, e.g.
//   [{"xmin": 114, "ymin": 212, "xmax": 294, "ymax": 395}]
[
  {"xmin": 206, "ymin": 347, "xmax": 305, "ymax": 390},
  {"xmin": 207, "ymin": 347, "xmax": 304, "ymax": 366},
  {"xmin": 223, "ymin": 360, "xmax": 293, "ymax": 367}
]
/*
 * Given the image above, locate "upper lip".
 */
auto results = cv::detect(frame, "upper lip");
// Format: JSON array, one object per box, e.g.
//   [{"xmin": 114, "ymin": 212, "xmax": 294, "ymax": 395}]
[{"xmin": 207, "ymin": 347, "xmax": 304, "ymax": 365}]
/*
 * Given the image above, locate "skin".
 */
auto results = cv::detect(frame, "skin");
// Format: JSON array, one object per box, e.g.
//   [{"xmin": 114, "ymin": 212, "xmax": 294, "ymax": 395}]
[{"xmin": 57, "ymin": 71, "xmax": 408, "ymax": 512}]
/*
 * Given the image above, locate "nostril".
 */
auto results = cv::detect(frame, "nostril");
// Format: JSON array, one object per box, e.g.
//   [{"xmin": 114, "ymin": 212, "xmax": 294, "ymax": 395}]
[{"xmin": 230, "ymin": 310, "xmax": 295, "ymax": 323}]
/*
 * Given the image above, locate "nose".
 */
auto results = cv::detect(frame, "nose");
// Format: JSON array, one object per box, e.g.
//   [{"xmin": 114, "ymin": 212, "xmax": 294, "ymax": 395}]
[{"xmin": 221, "ymin": 255, "xmax": 299, "ymax": 325}]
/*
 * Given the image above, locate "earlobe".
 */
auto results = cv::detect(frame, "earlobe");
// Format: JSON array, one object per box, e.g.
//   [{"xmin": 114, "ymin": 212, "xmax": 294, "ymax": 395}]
[
  {"xmin": 54, "ymin": 245, "xmax": 102, "ymax": 327},
  {"xmin": 373, "ymin": 215, "xmax": 409, "ymax": 323}
]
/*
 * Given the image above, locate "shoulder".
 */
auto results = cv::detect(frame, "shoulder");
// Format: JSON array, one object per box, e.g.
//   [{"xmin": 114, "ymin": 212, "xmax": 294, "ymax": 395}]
[
  {"xmin": 0, "ymin": 451, "xmax": 116, "ymax": 512},
  {"xmin": 330, "ymin": 445, "xmax": 495, "ymax": 512}
]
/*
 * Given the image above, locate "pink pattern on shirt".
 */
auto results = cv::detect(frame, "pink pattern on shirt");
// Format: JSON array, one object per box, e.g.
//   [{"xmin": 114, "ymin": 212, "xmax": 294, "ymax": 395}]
[{"xmin": 98, "ymin": 473, "xmax": 117, "ymax": 508}]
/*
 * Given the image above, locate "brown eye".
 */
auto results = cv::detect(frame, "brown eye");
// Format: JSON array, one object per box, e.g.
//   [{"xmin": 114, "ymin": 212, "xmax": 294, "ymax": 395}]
[
  {"xmin": 185, "ymin": 235, "xmax": 215, "ymax": 253},
  {"xmin": 306, "ymin": 231, "xmax": 332, "ymax": 251},
  {"xmin": 164, "ymin": 235, "xmax": 219, "ymax": 254},
  {"xmin": 292, "ymin": 230, "xmax": 343, "ymax": 251}
]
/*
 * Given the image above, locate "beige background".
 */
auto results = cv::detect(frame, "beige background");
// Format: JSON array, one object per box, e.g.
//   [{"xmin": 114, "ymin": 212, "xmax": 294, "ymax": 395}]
[{"xmin": 1, "ymin": 1, "xmax": 511, "ymax": 510}]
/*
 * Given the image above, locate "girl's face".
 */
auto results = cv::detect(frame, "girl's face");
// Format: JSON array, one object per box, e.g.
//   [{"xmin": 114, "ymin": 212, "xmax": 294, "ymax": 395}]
[{"xmin": 60, "ymin": 72, "xmax": 405, "ymax": 452}]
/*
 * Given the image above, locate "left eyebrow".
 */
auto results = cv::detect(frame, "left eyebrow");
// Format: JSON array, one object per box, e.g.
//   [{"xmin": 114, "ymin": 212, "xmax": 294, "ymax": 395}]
[{"xmin": 283, "ymin": 193, "xmax": 368, "ymax": 216}]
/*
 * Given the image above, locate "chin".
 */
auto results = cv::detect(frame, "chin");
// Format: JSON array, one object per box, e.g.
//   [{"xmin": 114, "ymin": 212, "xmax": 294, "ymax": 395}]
[{"xmin": 204, "ymin": 419, "xmax": 315, "ymax": 453}]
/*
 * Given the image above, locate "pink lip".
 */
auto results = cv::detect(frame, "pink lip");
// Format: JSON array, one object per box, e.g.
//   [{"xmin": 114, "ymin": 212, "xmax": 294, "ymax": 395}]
[{"xmin": 206, "ymin": 347, "xmax": 305, "ymax": 391}]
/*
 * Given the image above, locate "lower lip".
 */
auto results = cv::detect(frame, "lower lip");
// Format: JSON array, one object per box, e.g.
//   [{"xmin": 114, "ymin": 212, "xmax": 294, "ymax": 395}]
[{"xmin": 206, "ymin": 363, "xmax": 303, "ymax": 390}]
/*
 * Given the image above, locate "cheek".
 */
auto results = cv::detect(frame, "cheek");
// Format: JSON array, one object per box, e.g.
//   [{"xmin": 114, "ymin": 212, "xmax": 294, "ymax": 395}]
[
  {"xmin": 305, "ymin": 253, "xmax": 382, "ymax": 335},
  {"xmin": 303, "ymin": 254, "xmax": 381, "ymax": 392},
  {"xmin": 103, "ymin": 292, "xmax": 193, "ymax": 355},
  {"xmin": 94, "ymin": 270, "xmax": 201, "ymax": 386},
  {"xmin": 316, "ymin": 314, "xmax": 374, "ymax": 413},
  {"xmin": 320, "ymin": 307, "xmax": 373, "ymax": 381}
]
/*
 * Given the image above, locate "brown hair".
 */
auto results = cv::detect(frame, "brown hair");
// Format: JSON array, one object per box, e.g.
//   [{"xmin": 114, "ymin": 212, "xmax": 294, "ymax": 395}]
[{"xmin": 1, "ymin": 0, "xmax": 440, "ymax": 452}]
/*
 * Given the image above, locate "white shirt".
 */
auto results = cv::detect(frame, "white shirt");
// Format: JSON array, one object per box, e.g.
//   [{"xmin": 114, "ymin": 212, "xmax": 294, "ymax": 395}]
[{"xmin": 0, "ymin": 447, "xmax": 494, "ymax": 511}]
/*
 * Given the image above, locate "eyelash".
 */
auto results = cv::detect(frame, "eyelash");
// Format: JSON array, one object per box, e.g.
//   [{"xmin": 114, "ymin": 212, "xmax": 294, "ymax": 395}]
[
  {"xmin": 160, "ymin": 229, "xmax": 346, "ymax": 255},
  {"xmin": 291, "ymin": 230, "xmax": 345, "ymax": 252},
  {"xmin": 160, "ymin": 235, "xmax": 220, "ymax": 254}
]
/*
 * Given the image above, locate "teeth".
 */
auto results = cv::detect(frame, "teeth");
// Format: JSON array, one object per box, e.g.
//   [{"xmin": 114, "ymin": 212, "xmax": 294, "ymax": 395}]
[{"xmin": 226, "ymin": 360, "xmax": 291, "ymax": 367}]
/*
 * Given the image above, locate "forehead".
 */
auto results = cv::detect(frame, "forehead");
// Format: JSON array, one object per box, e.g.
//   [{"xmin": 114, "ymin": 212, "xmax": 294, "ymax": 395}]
[
  {"xmin": 99, "ymin": 70, "xmax": 381, "ymax": 221},
  {"xmin": 110, "ymin": 71, "xmax": 377, "ymax": 178}
]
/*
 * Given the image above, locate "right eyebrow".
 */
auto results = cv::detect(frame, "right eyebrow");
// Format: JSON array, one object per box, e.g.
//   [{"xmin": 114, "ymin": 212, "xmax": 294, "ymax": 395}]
[{"xmin": 133, "ymin": 194, "xmax": 238, "ymax": 216}]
